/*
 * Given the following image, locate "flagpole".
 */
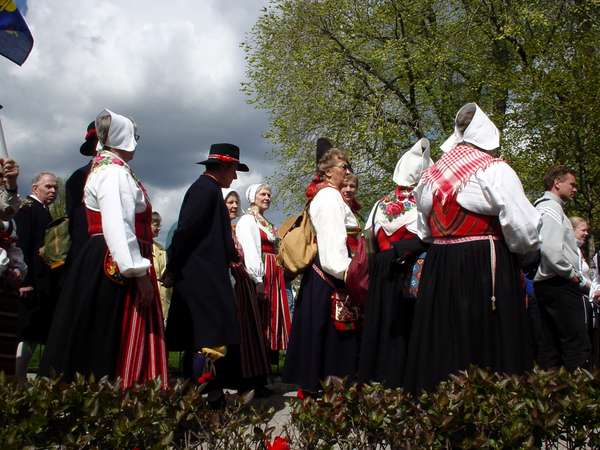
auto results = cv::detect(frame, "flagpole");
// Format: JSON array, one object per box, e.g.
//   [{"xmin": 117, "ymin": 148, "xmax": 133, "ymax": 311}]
[{"xmin": 0, "ymin": 105, "xmax": 9, "ymax": 158}]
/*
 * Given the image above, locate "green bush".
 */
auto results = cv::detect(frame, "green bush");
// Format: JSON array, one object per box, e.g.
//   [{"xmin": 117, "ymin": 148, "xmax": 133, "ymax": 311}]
[
  {"xmin": 0, "ymin": 373, "xmax": 275, "ymax": 449},
  {"xmin": 288, "ymin": 367, "xmax": 600, "ymax": 449},
  {"xmin": 2, "ymin": 367, "xmax": 599, "ymax": 449}
]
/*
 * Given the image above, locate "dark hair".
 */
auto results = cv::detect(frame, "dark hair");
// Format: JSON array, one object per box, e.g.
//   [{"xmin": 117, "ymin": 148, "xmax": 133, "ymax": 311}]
[
  {"xmin": 543, "ymin": 165, "xmax": 576, "ymax": 191},
  {"xmin": 151, "ymin": 211, "xmax": 162, "ymax": 222}
]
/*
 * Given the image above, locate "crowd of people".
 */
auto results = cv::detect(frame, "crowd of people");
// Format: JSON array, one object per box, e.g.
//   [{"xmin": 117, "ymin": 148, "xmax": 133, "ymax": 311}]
[{"xmin": 3, "ymin": 103, "xmax": 599, "ymax": 405}]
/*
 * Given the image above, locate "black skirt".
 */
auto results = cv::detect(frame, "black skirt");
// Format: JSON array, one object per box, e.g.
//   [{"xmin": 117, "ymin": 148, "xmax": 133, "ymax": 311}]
[
  {"xmin": 231, "ymin": 264, "xmax": 271, "ymax": 379},
  {"xmin": 358, "ymin": 247, "xmax": 416, "ymax": 388},
  {"xmin": 403, "ymin": 239, "xmax": 533, "ymax": 393},
  {"xmin": 283, "ymin": 257, "xmax": 360, "ymax": 392},
  {"xmin": 40, "ymin": 236, "xmax": 128, "ymax": 380}
]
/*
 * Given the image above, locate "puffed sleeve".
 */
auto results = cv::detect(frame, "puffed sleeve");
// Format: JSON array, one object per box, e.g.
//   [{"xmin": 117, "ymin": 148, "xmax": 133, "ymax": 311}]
[
  {"xmin": 310, "ymin": 188, "xmax": 351, "ymax": 280},
  {"xmin": 414, "ymin": 180, "xmax": 433, "ymax": 243},
  {"xmin": 236, "ymin": 214, "xmax": 264, "ymax": 283},
  {"xmin": 478, "ymin": 163, "xmax": 540, "ymax": 254},
  {"xmin": 96, "ymin": 166, "xmax": 151, "ymax": 277}
]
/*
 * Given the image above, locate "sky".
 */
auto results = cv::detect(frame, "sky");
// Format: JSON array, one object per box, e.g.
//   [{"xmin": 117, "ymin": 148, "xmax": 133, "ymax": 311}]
[{"xmin": 2, "ymin": 0, "xmax": 279, "ymax": 243}]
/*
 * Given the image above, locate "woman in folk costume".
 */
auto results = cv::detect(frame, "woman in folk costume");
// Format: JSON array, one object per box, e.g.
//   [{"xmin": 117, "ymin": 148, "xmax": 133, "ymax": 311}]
[
  {"xmin": 403, "ymin": 103, "xmax": 540, "ymax": 393},
  {"xmin": 283, "ymin": 147, "xmax": 361, "ymax": 393},
  {"xmin": 236, "ymin": 184, "xmax": 291, "ymax": 353},
  {"xmin": 224, "ymin": 188, "xmax": 271, "ymax": 394},
  {"xmin": 41, "ymin": 109, "xmax": 168, "ymax": 387},
  {"xmin": 358, "ymin": 138, "xmax": 432, "ymax": 388}
]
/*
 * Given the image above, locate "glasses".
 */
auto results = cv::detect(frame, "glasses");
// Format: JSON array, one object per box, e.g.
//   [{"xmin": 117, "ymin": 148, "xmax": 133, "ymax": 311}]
[{"xmin": 334, "ymin": 163, "xmax": 350, "ymax": 171}]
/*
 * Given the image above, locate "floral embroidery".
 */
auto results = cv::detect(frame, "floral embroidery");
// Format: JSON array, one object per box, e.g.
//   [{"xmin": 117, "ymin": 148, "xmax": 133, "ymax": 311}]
[{"xmin": 378, "ymin": 186, "xmax": 416, "ymax": 222}]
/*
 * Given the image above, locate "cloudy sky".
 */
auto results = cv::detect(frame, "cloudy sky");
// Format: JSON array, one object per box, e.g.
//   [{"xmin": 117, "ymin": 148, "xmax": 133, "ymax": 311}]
[{"xmin": 2, "ymin": 0, "xmax": 278, "ymax": 243}]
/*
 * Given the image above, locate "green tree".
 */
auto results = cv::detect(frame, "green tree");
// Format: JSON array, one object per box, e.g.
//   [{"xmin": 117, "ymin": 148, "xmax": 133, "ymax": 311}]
[{"xmin": 243, "ymin": 0, "xmax": 600, "ymax": 232}]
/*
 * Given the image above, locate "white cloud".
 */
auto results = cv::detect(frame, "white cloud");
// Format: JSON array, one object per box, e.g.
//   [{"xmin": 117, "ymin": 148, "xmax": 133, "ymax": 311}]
[{"xmin": 0, "ymin": 0, "xmax": 295, "ymax": 230}]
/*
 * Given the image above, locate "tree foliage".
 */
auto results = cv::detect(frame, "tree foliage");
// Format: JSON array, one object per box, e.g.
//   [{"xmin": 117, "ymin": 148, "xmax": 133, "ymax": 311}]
[{"xmin": 243, "ymin": 0, "xmax": 600, "ymax": 229}]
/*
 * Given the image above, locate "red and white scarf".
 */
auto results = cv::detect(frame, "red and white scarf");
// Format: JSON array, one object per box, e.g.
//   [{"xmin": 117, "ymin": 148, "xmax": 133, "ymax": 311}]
[{"xmin": 421, "ymin": 144, "xmax": 502, "ymax": 205}]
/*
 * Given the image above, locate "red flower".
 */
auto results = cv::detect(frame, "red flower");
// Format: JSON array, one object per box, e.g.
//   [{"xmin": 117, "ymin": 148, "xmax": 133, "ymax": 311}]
[
  {"xmin": 196, "ymin": 371, "xmax": 215, "ymax": 384},
  {"xmin": 111, "ymin": 157, "xmax": 125, "ymax": 166},
  {"xmin": 385, "ymin": 202, "xmax": 404, "ymax": 216},
  {"xmin": 296, "ymin": 388, "xmax": 305, "ymax": 400},
  {"xmin": 266, "ymin": 436, "xmax": 290, "ymax": 450}
]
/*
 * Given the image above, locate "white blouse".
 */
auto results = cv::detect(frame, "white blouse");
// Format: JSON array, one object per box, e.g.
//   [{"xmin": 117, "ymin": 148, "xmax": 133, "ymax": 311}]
[
  {"xmin": 309, "ymin": 187, "xmax": 358, "ymax": 280},
  {"xmin": 84, "ymin": 153, "xmax": 151, "ymax": 278},
  {"xmin": 415, "ymin": 161, "xmax": 541, "ymax": 254},
  {"xmin": 236, "ymin": 213, "xmax": 277, "ymax": 284}
]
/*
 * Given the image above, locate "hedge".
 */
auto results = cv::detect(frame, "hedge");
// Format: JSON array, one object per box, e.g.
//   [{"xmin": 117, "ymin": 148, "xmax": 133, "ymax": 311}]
[
  {"xmin": 288, "ymin": 367, "xmax": 600, "ymax": 449},
  {"xmin": 1, "ymin": 367, "xmax": 599, "ymax": 449}
]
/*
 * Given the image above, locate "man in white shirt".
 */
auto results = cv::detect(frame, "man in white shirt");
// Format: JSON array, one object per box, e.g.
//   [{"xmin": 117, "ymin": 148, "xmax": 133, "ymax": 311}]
[{"xmin": 534, "ymin": 165, "xmax": 594, "ymax": 370}]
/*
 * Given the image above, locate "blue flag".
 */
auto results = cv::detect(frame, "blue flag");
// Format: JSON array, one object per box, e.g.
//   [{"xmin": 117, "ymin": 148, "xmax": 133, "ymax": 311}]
[{"xmin": 0, "ymin": 0, "xmax": 33, "ymax": 66}]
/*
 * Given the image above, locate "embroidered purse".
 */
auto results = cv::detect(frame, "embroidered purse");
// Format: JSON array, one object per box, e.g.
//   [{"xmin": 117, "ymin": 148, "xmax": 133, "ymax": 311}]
[
  {"xmin": 104, "ymin": 251, "xmax": 126, "ymax": 285},
  {"xmin": 330, "ymin": 289, "xmax": 360, "ymax": 331},
  {"xmin": 312, "ymin": 263, "xmax": 360, "ymax": 331}
]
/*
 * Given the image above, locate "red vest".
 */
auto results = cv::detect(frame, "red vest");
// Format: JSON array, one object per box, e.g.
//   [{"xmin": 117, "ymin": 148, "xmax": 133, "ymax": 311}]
[
  {"xmin": 259, "ymin": 229, "xmax": 276, "ymax": 255},
  {"xmin": 376, "ymin": 227, "xmax": 416, "ymax": 251},
  {"xmin": 429, "ymin": 194, "xmax": 501, "ymax": 239},
  {"xmin": 86, "ymin": 208, "xmax": 153, "ymax": 258}
]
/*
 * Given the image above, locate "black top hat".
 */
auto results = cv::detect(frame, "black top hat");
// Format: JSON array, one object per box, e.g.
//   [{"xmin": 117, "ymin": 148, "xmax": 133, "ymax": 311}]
[
  {"xmin": 196, "ymin": 143, "xmax": 249, "ymax": 172},
  {"xmin": 316, "ymin": 137, "xmax": 332, "ymax": 168},
  {"xmin": 80, "ymin": 121, "xmax": 98, "ymax": 156}
]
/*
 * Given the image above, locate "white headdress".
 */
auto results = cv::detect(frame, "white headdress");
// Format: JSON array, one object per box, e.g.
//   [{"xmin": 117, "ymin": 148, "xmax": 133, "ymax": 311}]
[
  {"xmin": 245, "ymin": 183, "xmax": 263, "ymax": 205},
  {"xmin": 95, "ymin": 108, "xmax": 138, "ymax": 153},
  {"xmin": 440, "ymin": 103, "xmax": 499, "ymax": 153},
  {"xmin": 392, "ymin": 138, "xmax": 433, "ymax": 187}
]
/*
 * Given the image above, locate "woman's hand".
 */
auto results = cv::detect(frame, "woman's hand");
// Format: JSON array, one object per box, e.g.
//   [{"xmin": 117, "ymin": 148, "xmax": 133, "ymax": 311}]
[
  {"xmin": 136, "ymin": 274, "xmax": 154, "ymax": 306},
  {"xmin": 159, "ymin": 270, "xmax": 175, "ymax": 288},
  {"xmin": 18, "ymin": 285, "xmax": 33, "ymax": 297}
]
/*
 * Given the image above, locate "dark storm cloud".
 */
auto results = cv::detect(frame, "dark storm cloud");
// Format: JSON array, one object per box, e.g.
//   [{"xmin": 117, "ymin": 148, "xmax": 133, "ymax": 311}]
[{"xmin": 0, "ymin": 0, "xmax": 284, "ymax": 239}]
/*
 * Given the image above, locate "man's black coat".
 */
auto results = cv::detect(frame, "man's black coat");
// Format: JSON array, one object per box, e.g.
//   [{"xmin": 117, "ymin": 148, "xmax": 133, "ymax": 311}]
[{"xmin": 165, "ymin": 175, "xmax": 240, "ymax": 350}]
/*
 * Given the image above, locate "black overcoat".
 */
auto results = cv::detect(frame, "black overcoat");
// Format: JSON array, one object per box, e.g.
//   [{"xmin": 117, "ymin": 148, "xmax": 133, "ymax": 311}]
[
  {"xmin": 15, "ymin": 196, "xmax": 57, "ymax": 342},
  {"xmin": 165, "ymin": 175, "xmax": 240, "ymax": 350},
  {"xmin": 65, "ymin": 162, "xmax": 91, "ymax": 262}
]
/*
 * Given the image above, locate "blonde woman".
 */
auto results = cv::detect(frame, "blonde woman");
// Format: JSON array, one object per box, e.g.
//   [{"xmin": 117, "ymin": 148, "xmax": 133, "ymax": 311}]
[{"xmin": 283, "ymin": 148, "xmax": 360, "ymax": 393}]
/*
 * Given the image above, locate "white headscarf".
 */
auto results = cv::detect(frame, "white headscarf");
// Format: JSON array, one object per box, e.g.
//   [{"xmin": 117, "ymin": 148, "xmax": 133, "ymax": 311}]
[
  {"xmin": 245, "ymin": 183, "xmax": 267, "ymax": 205},
  {"xmin": 440, "ymin": 103, "xmax": 499, "ymax": 153},
  {"xmin": 392, "ymin": 138, "xmax": 433, "ymax": 187},
  {"xmin": 222, "ymin": 188, "xmax": 238, "ymax": 201},
  {"xmin": 368, "ymin": 138, "xmax": 432, "ymax": 235},
  {"xmin": 95, "ymin": 108, "xmax": 138, "ymax": 153},
  {"xmin": 222, "ymin": 188, "xmax": 241, "ymax": 217}
]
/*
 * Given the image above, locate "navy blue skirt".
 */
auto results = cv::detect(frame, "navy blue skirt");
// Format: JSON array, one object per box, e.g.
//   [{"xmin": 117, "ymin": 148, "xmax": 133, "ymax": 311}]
[{"xmin": 283, "ymin": 257, "xmax": 360, "ymax": 392}]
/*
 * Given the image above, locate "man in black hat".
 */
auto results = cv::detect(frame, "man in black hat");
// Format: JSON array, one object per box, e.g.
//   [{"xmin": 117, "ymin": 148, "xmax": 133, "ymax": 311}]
[
  {"xmin": 163, "ymin": 143, "xmax": 248, "ymax": 405},
  {"xmin": 64, "ymin": 121, "xmax": 97, "ymax": 263}
]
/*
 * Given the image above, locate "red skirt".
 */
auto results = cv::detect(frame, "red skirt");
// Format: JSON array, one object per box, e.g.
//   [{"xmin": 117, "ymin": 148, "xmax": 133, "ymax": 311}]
[{"xmin": 264, "ymin": 253, "xmax": 291, "ymax": 351}]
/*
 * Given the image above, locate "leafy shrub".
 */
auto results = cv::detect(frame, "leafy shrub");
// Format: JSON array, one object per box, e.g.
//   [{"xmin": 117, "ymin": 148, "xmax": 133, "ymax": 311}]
[
  {"xmin": 2, "ymin": 367, "xmax": 599, "ymax": 449},
  {"xmin": 0, "ymin": 373, "xmax": 275, "ymax": 449},
  {"xmin": 288, "ymin": 367, "xmax": 600, "ymax": 449}
]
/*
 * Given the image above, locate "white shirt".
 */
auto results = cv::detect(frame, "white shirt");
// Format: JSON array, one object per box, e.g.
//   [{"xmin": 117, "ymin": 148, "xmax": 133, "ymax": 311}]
[
  {"xmin": 84, "ymin": 153, "xmax": 151, "ymax": 278},
  {"xmin": 236, "ymin": 213, "xmax": 277, "ymax": 284},
  {"xmin": 309, "ymin": 187, "xmax": 358, "ymax": 280},
  {"xmin": 415, "ymin": 162, "xmax": 540, "ymax": 254}
]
